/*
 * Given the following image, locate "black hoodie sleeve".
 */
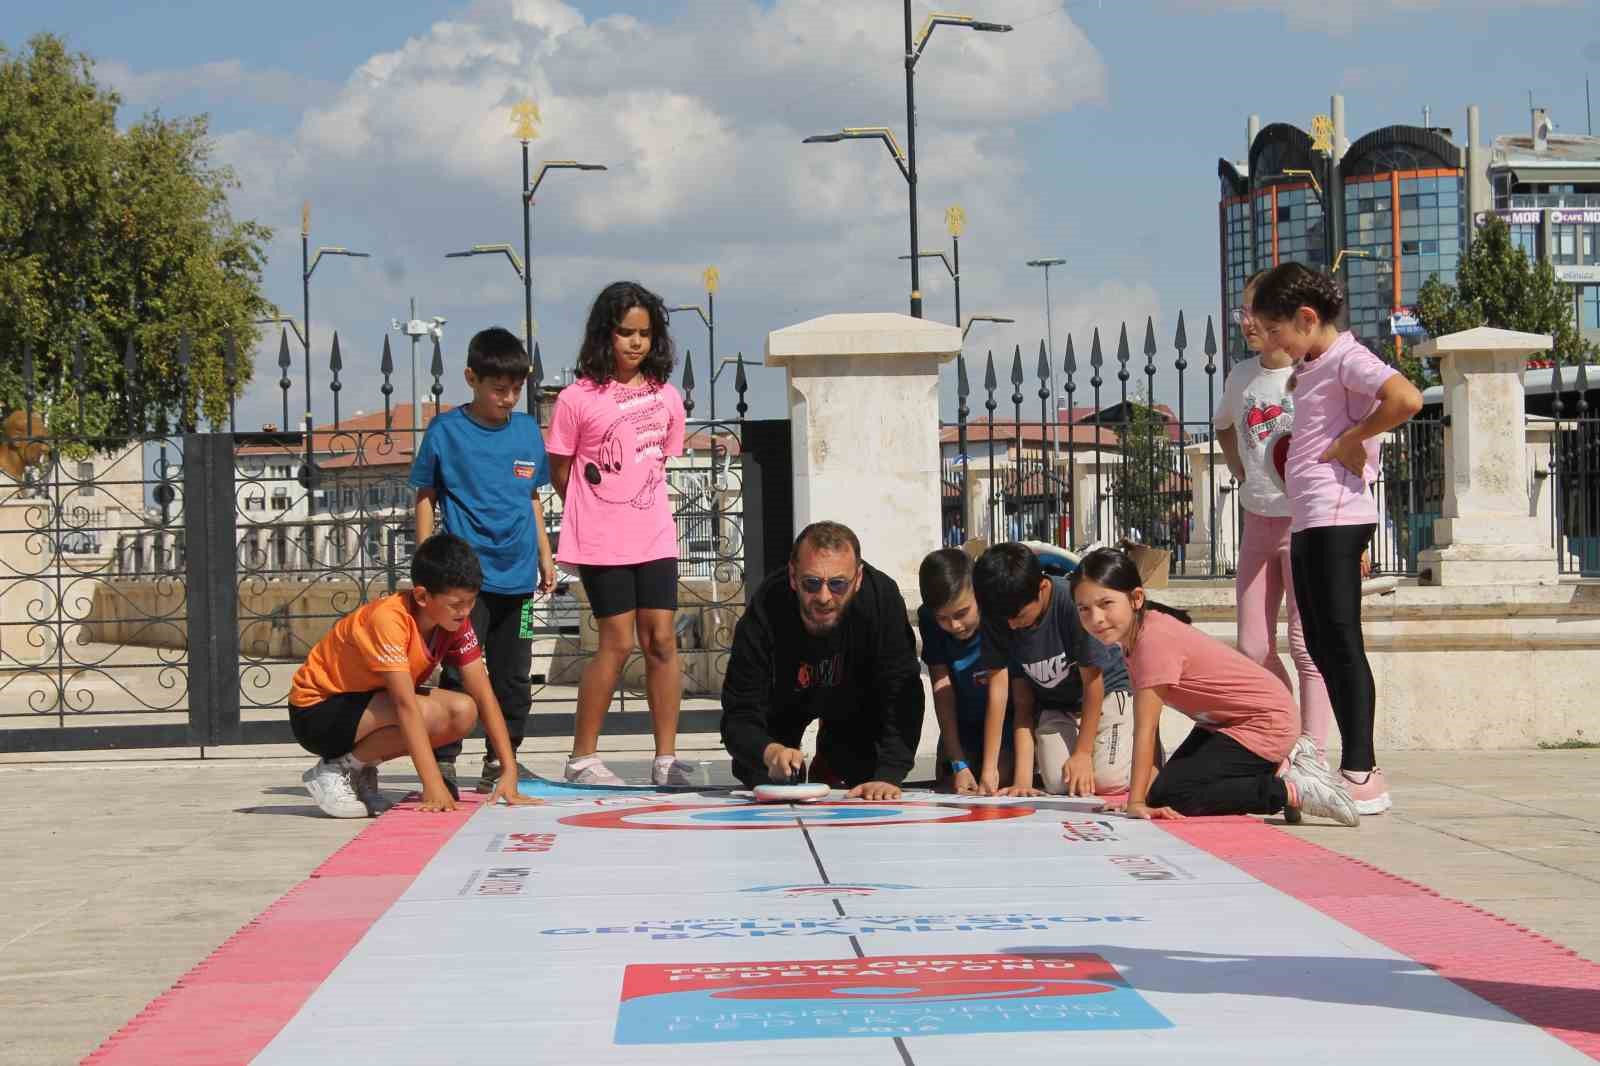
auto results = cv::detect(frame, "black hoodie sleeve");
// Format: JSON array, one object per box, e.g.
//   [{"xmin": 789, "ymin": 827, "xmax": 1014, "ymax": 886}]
[
  {"xmin": 864, "ymin": 570, "xmax": 924, "ymax": 783},
  {"xmin": 720, "ymin": 583, "xmax": 779, "ymax": 771}
]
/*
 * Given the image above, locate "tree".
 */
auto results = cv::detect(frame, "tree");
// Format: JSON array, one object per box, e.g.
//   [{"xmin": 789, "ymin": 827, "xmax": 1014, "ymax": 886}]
[
  {"xmin": 0, "ymin": 34, "xmax": 271, "ymax": 444},
  {"xmin": 1111, "ymin": 400, "xmax": 1180, "ymax": 544},
  {"xmin": 1414, "ymin": 215, "xmax": 1595, "ymax": 383}
]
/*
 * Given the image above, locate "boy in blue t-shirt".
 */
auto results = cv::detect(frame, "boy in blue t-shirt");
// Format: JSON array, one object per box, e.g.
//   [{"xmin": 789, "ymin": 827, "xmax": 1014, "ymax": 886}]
[
  {"xmin": 410, "ymin": 327, "xmax": 556, "ymax": 794},
  {"xmin": 917, "ymin": 548, "xmax": 1033, "ymax": 795}
]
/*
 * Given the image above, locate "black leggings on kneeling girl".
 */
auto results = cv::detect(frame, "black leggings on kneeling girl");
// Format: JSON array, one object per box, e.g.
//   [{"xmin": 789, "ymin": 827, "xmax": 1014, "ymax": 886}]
[{"xmin": 1146, "ymin": 726, "xmax": 1287, "ymax": 816}]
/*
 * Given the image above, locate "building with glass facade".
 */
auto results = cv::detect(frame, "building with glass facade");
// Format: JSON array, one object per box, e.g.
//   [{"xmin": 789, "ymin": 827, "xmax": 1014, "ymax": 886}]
[
  {"xmin": 1218, "ymin": 122, "xmax": 1465, "ymax": 364},
  {"xmin": 1482, "ymin": 115, "xmax": 1600, "ymax": 345}
]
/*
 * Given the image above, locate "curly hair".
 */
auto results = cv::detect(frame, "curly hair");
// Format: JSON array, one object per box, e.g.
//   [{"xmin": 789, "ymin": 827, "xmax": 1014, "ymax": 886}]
[
  {"xmin": 1250, "ymin": 261, "xmax": 1344, "ymax": 324},
  {"xmin": 575, "ymin": 281, "xmax": 676, "ymax": 387}
]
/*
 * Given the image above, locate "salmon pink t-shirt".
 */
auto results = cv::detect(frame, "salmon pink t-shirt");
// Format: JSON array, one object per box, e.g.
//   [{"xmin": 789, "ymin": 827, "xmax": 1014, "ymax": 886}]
[
  {"xmin": 1283, "ymin": 331, "xmax": 1398, "ymax": 532},
  {"xmin": 546, "ymin": 378, "xmax": 685, "ymax": 566},
  {"xmin": 1125, "ymin": 610, "xmax": 1297, "ymax": 763}
]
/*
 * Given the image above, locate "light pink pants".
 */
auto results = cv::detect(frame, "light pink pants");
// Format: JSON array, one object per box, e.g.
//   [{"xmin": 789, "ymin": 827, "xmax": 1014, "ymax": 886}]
[{"xmin": 1237, "ymin": 510, "xmax": 1334, "ymax": 750}]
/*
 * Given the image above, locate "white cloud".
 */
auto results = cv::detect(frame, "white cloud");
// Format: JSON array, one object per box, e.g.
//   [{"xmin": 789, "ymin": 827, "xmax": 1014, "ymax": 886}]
[
  {"xmin": 175, "ymin": 0, "xmax": 1123, "ymax": 425},
  {"xmin": 97, "ymin": 58, "xmax": 336, "ymax": 111},
  {"xmin": 1178, "ymin": 0, "xmax": 1580, "ymax": 35}
]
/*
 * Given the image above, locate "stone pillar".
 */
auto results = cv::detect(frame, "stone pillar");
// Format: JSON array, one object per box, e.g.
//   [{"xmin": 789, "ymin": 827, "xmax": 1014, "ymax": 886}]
[
  {"xmin": 766, "ymin": 313, "xmax": 962, "ymax": 599},
  {"xmin": 1417, "ymin": 326, "xmax": 1558, "ymax": 586}
]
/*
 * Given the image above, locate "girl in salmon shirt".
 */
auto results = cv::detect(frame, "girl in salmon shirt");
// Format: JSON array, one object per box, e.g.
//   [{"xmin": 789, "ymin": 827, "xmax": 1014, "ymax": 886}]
[{"xmin": 1072, "ymin": 547, "xmax": 1358, "ymax": 825}]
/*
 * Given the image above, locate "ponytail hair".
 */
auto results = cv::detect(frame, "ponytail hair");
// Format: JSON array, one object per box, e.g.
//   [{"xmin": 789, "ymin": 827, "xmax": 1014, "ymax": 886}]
[
  {"xmin": 1070, "ymin": 546, "xmax": 1192, "ymax": 626},
  {"xmin": 1250, "ymin": 261, "xmax": 1344, "ymax": 325}
]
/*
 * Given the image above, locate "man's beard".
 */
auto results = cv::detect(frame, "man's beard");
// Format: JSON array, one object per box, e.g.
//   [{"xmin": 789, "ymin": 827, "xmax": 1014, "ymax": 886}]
[{"xmin": 799, "ymin": 590, "xmax": 856, "ymax": 635}]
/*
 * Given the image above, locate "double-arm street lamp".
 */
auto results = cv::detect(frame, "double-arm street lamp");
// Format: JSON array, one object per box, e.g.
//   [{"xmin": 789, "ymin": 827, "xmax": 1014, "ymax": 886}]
[
  {"xmin": 669, "ymin": 267, "xmax": 722, "ymax": 419},
  {"xmin": 804, "ymin": 8, "xmax": 1011, "ymax": 318},
  {"xmin": 301, "ymin": 201, "xmax": 370, "ymax": 430}
]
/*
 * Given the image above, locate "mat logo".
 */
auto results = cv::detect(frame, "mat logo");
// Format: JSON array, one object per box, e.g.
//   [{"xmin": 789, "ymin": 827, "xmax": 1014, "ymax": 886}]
[
  {"xmin": 1108, "ymin": 855, "xmax": 1190, "ymax": 882},
  {"xmin": 743, "ymin": 883, "xmax": 914, "ymax": 897},
  {"xmin": 487, "ymin": 832, "xmax": 557, "ymax": 855},
  {"xmin": 458, "ymin": 866, "xmax": 534, "ymax": 898},
  {"xmin": 614, "ymin": 952, "xmax": 1171, "ymax": 1044},
  {"xmin": 1061, "ymin": 819, "xmax": 1119, "ymax": 843}
]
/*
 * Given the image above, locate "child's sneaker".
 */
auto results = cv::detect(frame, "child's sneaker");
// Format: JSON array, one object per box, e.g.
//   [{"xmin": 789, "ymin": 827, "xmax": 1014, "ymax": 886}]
[
  {"xmin": 652, "ymin": 756, "xmax": 696, "ymax": 787},
  {"xmin": 1340, "ymin": 768, "xmax": 1393, "ymax": 815},
  {"xmin": 476, "ymin": 757, "xmax": 537, "ymax": 794},
  {"xmin": 1283, "ymin": 763, "xmax": 1360, "ymax": 827},
  {"xmin": 565, "ymin": 754, "xmax": 624, "ymax": 786},
  {"xmin": 353, "ymin": 763, "xmax": 394, "ymax": 815},
  {"xmin": 302, "ymin": 758, "xmax": 369, "ymax": 819}
]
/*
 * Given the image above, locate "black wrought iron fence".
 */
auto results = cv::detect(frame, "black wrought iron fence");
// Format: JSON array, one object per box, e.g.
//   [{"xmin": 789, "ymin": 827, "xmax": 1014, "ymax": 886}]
[
  {"xmin": 1549, "ymin": 364, "xmax": 1600, "ymax": 576},
  {"xmin": 941, "ymin": 313, "xmax": 1450, "ymax": 580},
  {"xmin": 1, "ymin": 329, "xmax": 771, "ymax": 752}
]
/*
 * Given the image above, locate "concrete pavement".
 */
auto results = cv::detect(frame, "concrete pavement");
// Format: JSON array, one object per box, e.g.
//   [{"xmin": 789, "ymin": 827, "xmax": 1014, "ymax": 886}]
[{"xmin": 1, "ymin": 744, "xmax": 1595, "ymax": 1065}]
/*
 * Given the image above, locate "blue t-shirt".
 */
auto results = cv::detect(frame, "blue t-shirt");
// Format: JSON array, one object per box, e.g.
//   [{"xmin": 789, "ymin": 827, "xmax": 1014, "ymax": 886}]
[
  {"xmin": 918, "ymin": 606, "xmax": 1012, "ymax": 747},
  {"xmin": 408, "ymin": 407, "xmax": 550, "ymax": 594}
]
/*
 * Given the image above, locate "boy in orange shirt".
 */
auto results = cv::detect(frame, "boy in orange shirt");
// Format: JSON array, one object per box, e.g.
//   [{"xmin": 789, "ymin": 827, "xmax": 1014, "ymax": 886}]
[{"xmin": 288, "ymin": 533, "xmax": 541, "ymax": 817}]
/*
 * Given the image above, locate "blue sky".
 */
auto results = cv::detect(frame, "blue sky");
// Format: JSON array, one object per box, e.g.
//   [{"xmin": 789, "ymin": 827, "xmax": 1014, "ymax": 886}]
[{"xmin": 4, "ymin": 1, "xmax": 1598, "ymax": 428}]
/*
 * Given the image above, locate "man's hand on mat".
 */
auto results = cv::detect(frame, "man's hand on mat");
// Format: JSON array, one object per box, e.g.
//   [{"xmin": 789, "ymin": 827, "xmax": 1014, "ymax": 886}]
[
  {"xmin": 1117, "ymin": 801, "xmax": 1184, "ymax": 820},
  {"xmin": 847, "ymin": 780, "xmax": 901, "ymax": 801},
  {"xmin": 1064, "ymin": 753, "xmax": 1097, "ymax": 797},
  {"xmin": 493, "ymin": 776, "xmax": 542, "ymax": 807},
  {"xmin": 763, "ymin": 743, "xmax": 806, "ymax": 782},
  {"xmin": 418, "ymin": 784, "xmax": 458, "ymax": 813},
  {"xmin": 951, "ymin": 767, "xmax": 979, "ymax": 795}
]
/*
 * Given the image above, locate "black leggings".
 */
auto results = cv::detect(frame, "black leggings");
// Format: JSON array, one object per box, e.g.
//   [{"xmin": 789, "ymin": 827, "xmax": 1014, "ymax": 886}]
[
  {"xmin": 1290, "ymin": 523, "xmax": 1376, "ymax": 773},
  {"xmin": 1147, "ymin": 726, "xmax": 1286, "ymax": 816}
]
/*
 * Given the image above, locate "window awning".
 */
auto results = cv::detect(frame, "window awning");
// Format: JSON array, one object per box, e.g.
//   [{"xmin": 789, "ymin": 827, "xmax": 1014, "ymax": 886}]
[{"xmin": 1511, "ymin": 166, "xmax": 1600, "ymax": 186}]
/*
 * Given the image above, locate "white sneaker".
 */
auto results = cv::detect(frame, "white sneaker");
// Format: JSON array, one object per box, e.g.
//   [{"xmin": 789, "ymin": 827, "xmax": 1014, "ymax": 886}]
[
  {"xmin": 652, "ymin": 757, "xmax": 696, "ymax": 787},
  {"xmin": 1289, "ymin": 734, "xmax": 1337, "ymax": 785},
  {"xmin": 565, "ymin": 755, "xmax": 625, "ymax": 786},
  {"xmin": 1284, "ymin": 763, "xmax": 1360, "ymax": 827},
  {"xmin": 353, "ymin": 764, "xmax": 394, "ymax": 815},
  {"xmin": 302, "ymin": 759, "xmax": 369, "ymax": 818}
]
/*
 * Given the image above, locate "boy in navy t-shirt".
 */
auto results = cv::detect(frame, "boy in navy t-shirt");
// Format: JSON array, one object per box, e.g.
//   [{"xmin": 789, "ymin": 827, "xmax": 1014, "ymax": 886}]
[
  {"xmin": 916, "ymin": 548, "xmax": 1030, "ymax": 795},
  {"xmin": 410, "ymin": 327, "xmax": 556, "ymax": 794}
]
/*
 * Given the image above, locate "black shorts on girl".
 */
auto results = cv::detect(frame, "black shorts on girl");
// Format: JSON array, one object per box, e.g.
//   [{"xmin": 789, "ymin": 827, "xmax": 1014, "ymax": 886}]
[
  {"xmin": 578, "ymin": 558, "xmax": 679, "ymax": 618},
  {"xmin": 288, "ymin": 691, "xmax": 376, "ymax": 760}
]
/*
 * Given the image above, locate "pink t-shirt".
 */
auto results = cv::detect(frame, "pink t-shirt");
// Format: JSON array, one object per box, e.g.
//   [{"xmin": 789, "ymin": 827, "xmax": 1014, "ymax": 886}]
[
  {"xmin": 1125, "ymin": 610, "xmax": 1297, "ymax": 763},
  {"xmin": 546, "ymin": 378, "xmax": 685, "ymax": 566},
  {"xmin": 1283, "ymin": 331, "xmax": 1398, "ymax": 532}
]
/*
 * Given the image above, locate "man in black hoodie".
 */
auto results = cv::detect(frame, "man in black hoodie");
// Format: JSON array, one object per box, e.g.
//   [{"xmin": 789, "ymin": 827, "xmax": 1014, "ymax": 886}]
[{"xmin": 720, "ymin": 521, "xmax": 924, "ymax": 800}]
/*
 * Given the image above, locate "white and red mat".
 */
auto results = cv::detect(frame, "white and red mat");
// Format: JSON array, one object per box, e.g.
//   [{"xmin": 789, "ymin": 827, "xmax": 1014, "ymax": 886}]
[{"xmin": 86, "ymin": 787, "xmax": 1600, "ymax": 1064}]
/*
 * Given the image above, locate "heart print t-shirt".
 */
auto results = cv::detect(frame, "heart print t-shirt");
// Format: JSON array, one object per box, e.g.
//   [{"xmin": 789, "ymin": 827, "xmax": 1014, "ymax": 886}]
[{"xmin": 1213, "ymin": 357, "xmax": 1295, "ymax": 519}]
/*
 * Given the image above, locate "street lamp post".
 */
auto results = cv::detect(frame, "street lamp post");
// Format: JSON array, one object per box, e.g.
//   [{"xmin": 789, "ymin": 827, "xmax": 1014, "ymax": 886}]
[
  {"xmin": 390, "ymin": 300, "xmax": 446, "ymax": 435},
  {"xmin": 670, "ymin": 267, "xmax": 720, "ymax": 418},
  {"xmin": 898, "ymin": 205, "xmax": 967, "ymax": 327},
  {"xmin": 804, "ymin": 9, "xmax": 1010, "ymax": 318},
  {"xmin": 1027, "ymin": 256, "xmax": 1066, "ymax": 472},
  {"xmin": 299, "ymin": 200, "xmax": 370, "ymax": 431}
]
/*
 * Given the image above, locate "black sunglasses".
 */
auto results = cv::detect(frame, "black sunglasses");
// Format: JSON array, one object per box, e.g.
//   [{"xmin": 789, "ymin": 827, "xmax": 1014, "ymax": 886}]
[{"xmin": 799, "ymin": 575, "xmax": 853, "ymax": 596}]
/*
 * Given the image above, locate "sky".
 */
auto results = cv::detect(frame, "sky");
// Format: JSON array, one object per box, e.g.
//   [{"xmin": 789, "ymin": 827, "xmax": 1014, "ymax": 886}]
[{"xmin": 4, "ymin": 0, "xmax": 1599, "ymax": 430}]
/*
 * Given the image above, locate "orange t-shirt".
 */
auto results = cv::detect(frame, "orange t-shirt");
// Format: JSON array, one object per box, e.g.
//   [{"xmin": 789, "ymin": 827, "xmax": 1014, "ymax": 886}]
[{"xmin": 288, "ymin": 593, "xmax": 482, "ymax": 708}]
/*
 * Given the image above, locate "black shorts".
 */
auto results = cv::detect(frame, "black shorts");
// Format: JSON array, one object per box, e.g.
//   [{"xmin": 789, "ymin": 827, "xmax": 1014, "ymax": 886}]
[
  {"xmin": 289, "ymin": 691, "xmax": 376, "ymax": 760},
  {"xmin": 578, "ymin": 558, "xmax": 679, "ymax": 619}
]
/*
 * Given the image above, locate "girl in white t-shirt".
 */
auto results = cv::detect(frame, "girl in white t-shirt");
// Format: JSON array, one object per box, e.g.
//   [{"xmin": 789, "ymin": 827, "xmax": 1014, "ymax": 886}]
[{"xmin": 1214, "ymin": 272, "xmax": 1335, "ymax": 819}]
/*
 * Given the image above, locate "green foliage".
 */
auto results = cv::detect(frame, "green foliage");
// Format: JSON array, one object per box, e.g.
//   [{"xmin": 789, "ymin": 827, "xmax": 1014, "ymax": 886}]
[
  {"xmin": 0, "ymin": 34, "xmax": 271, "ymax": 443},
  {"xmin": 1414, "ymin": 216, "xmax": 1596, "ymax": 372},
  {"xmin": 1112, "ymin": 400, "xmax": 1181, "ymax": 542}
]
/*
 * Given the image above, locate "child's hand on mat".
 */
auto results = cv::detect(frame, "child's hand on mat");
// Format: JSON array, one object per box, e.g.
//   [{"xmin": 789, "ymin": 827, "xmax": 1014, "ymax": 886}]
[
  {"xmin": 951, "ymin": 767, "xmax": 979, "ymax": 795},
  {"xmin": 1120, "ymin": 801, "xmax": 1184, "ymax": 820},
  {"xmin": 418, "ymin": 784, "xmax": 458, "ymax": 813},
  {"xmin": 997, "ymin": 784, "xmax": 1044, "ymax": 798},
  {"xmin": 493, "ymin": 776, "xmax": 542, "ymax": 807},
  {"xmin": 978, "ymin": 765, "xmax": 1002, "ymax": 796},
  {"xmin": 847, "ymin": 780, "xmax": 902, "ymax": 801},
  {"xmin": 1064, "ymin": 753, "xmax": 1097, "ymax": 797},
  {"xmin": 1320, "ymin": 431, "xmax": 1368, "ymax": 478}
]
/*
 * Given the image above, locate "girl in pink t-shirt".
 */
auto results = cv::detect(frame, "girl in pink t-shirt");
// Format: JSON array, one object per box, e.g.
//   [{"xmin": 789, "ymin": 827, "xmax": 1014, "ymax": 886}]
[
  {"xmin": 1071, "ymin": 548, "xmax": 1357, "ymax": 825},
  {"xmin": 547, "ymin": 282, "xmax": 688, "ymax": 787},
  {"xmin": 1215, "ymin": 270, "xmax": 1333, "ymax": 775},
  {"xmin": 1249, "ymin": 264, "xmax": 1422, "ymax": 816}
]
